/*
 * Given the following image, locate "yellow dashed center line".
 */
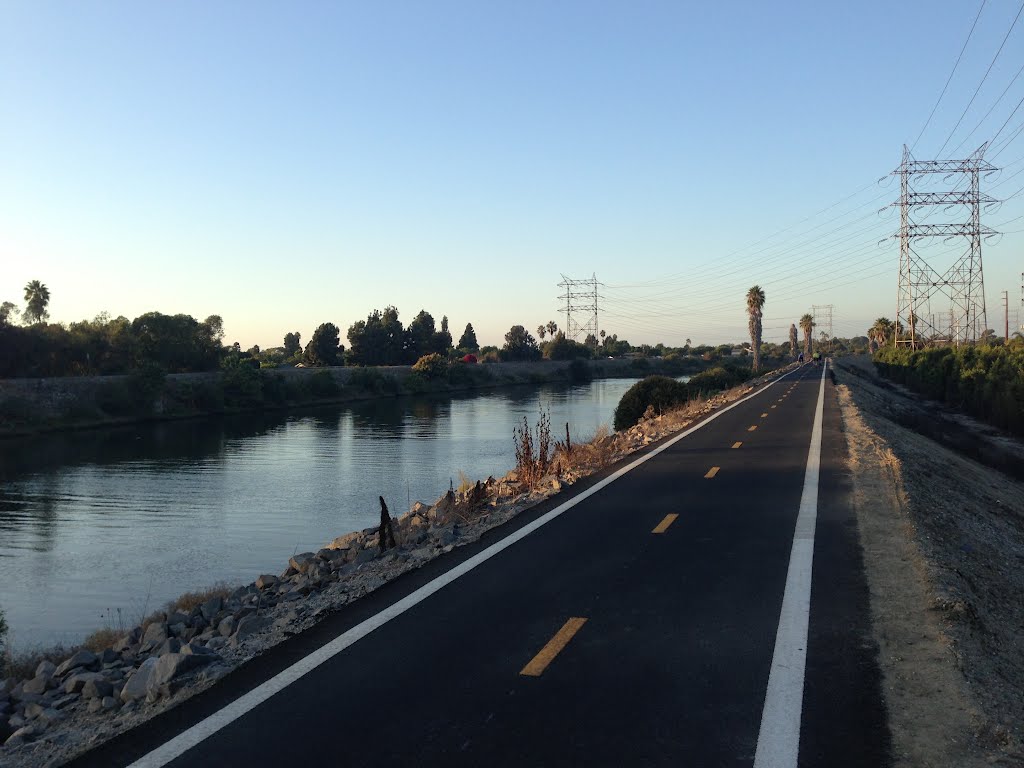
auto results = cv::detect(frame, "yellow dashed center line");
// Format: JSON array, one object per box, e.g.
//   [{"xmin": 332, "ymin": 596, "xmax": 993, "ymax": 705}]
[
  {"xmin": 748, "ymin": 425, "xmax": 758, "ymax": 432},
  {"xmin": 760, "ymin": 413, "xmax": 768, "ymax": 418},
  {"xmin": 705, "ymin": 466, "xmax": 720, "ymax": 479},
  {"xmin": 770, "ymin": 405, "xmax": 777, "ymax": 409},
  {"xmin": 652, "ymin": 513, "xmax": 678, "ymax": 534},
  {"xmin": 732, "ymin": 441, "xmax": 742, "ymax": 449},
  {"xmin": 520, "ymin": 617, "xmax": 588, "ymax": 677}
]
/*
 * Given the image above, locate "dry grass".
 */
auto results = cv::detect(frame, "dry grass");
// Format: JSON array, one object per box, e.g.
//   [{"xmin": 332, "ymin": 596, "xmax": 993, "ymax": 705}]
[
  {"xmin": 456, "ymin": 470, "xmax": 473, "ymax": 495},
  {"xmin": 82, "ymin": 627, "xmax": 127, "ymax": 653},
  {"xmin": 2, "ymin": 644, "xmax": 76, "ymax": 681},
  {"xmin": 166, "ymin": 582, "xmax": 234, "ymax": 615}
]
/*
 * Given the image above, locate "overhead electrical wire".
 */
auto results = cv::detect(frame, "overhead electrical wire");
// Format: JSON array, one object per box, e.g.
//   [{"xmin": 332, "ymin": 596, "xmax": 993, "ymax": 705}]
[
  {"xmin": 911, "ymin": 0, "xmax": 988, "ymax": 152},
  {"xmin": 937, "ymin": 0, "xmax": 1024, "ymax": 157},
  {"xmin": 948, "ymin": 61, "xmax": 1024, "ymax": 156}
]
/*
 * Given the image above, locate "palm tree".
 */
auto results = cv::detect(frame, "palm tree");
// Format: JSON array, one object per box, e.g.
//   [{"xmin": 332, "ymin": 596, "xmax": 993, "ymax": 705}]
[
  {"xmin": 536, "ymin": 325, "xmax": 546, "ymax": 341},
  {"xmin": 788, "ymin": 324, "xmax": 798, "ymax": 359},
  {"xmin": 868, "ymin": 318, "xmax": 894, "ymax": 349},
  {"xmin": 746, "ymin": 286, "xmax": 765, "ymax": 372},
  {"xmin": 546, "ymin": 320, "xmax": 558, "ymax": 337},
  {"xmin": 23, "ymin": 280, "xmax": 50, "ymax": 324},
  {"xmin": 799, "ymin": 314, "xmax": 814, "ymax": 357}
]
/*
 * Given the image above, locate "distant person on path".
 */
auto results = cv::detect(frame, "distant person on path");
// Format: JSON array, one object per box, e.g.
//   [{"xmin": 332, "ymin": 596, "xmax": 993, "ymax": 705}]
[
  {"xmin": 798, "ymin": 352, "xmax": 804, "ymax": 363},
  {"xmin": 812, "ymin": 351, "xmax": 820, "ymax": 365}
]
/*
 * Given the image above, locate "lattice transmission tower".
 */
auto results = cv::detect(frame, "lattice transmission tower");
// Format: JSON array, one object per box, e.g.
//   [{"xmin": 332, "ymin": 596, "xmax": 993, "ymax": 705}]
[
  {"xmin": 812, "ymin": 304, "xmax": 834, "ymax": 355},
  {"xmin": 557, "ymin": 274, "xmax": 600, "ymax": 344},
  {"xmin": 890, "ymin": 144, "xmax": 997, "ymax": 347}
]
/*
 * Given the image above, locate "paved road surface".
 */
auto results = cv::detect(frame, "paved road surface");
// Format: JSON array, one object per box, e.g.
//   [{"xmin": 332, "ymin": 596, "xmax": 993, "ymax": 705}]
[{"xmin": 70, "ymin": 363, "xmax": 889, "ymax": 767}]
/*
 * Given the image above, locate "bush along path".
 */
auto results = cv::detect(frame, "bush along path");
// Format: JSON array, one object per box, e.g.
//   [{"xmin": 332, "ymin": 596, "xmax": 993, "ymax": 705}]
[{"xmin": 0, "ymin": 364, "xmax": 794, "ymax": 767}]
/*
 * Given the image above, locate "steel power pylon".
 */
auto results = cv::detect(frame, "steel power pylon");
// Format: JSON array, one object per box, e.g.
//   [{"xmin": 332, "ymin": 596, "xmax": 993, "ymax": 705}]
[
  {"xmin": 890, "ymin": 144, "xmax": 997, "ymax": 347},
  {"xmin": 557, "ymin": 273, "xmax": 600, "ymax": 344},
  {"xmin": 812, "ymin": 304, "xmax": 834, "ymax": 355}
]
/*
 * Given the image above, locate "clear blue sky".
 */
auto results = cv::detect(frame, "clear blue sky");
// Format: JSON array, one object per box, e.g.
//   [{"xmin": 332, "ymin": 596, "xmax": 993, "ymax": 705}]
[{"xmin": 2, "ymin": 0, "xmax": 1022, "ymax": 348}]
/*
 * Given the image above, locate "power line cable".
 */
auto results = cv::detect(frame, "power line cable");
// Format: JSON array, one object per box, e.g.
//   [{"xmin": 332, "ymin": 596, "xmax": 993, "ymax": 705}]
[
  {"xmin": 911, "ymin": 0, "xmax": 988, "ymax": 152},
  {"xmin": 937, "ymin": 0, "xmax": 1024, "ymax": 157},
  {"xmin": 948, "ymin": 61, "xmax": 1024, "ymax": 156}
]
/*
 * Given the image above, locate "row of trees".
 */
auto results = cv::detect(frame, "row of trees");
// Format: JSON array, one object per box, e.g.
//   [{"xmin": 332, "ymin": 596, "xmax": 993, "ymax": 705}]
[
  {"xmin": 0, "ymin": 312, "xmax": 227, "ymax": 378},
  {"xmin": 744, "ymin": 286, "xmax": 823, "ymax": 369},
  {"xmin": 874, "ymin": 342, "xmax": 1024, "ymax": 435}
]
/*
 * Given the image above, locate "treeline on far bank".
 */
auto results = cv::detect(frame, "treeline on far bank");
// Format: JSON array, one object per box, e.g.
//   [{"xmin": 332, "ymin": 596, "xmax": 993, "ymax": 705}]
[{"xmin": 874, "ymin": 341, "xmax": 1024, "ymax": 436}]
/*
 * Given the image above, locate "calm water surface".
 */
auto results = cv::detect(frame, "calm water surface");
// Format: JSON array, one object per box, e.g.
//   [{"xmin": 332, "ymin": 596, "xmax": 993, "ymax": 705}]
[{"xmin": 0, "ymin": 378, "xmax": 645, "ymax": 647}]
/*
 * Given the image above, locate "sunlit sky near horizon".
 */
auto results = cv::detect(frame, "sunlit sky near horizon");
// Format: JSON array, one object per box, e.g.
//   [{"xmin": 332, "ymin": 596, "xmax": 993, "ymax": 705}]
[{"xmin": 2, "ymin": 0, "xmax": 1023, "ymax": 350}]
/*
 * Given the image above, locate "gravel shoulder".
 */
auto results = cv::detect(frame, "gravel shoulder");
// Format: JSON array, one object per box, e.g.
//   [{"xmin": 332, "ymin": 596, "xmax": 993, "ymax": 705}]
[{"xmin": 834, "ymin": 357, "xmax": 1024, "ymax": 767}]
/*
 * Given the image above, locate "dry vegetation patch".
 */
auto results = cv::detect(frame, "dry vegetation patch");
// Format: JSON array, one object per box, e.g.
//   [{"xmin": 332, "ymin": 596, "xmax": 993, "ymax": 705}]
[{"xmin": 836, "ymin": 362, "xmax": 1024, "ymax": 767}]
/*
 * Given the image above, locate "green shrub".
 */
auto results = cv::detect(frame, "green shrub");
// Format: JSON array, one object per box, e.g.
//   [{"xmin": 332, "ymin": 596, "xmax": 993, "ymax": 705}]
[
  {"xmin": 874, "ymin": 344, "xmax": 1024, "ymax": 435},
  {"xmin": 412, "ymin": 353, "xmax": 449, "ymax": 380},
  {"xmin": 261, "ymin": 372, "xmax": 290, "ymax": 406},
  {"xmin": 614, "ymin": 375, "xmax": 690, "ymax": 431},
  {"xmin": 222, "ymin": 360, "xmax": 263, "ymax": 408},
  {"xmin": 308, "ymin": 370, "xmax": 340, "ymax": 399},
  {"xmin": 687, "ymin": 365, "xmax": 750, "ymax": 395},
  {"xmin": 348, "ymin": 368, "xmax": 399, "ymax": 395},
  {"xmin": 127, "ymin": 364, "xmax": 167, "ymax": 415}
]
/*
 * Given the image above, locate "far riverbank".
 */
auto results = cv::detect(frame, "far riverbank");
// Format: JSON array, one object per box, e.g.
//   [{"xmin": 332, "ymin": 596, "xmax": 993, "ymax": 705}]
[{"xmin": 0, "ymin": 357, "xmax": 698, "ymax": 438}]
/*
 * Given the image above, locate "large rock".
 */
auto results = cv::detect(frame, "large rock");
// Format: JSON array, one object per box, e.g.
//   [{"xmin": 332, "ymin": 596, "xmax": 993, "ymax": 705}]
[
  {"xmin": 120, "ymin": 657, "xmax": 159, "ymax": 703},
  {"xmin": 316, "ymin": 548, "xmax": 346, "ymax": 564},
  {"xmin": 157, "ymin": 638, "xmax": 183, "ymax": 656},
  {"xmin": 54, "ymin": 649, "xmax": 98, "ymax": 677},
  {"xmin": 353, "ymin": 548, "xmax": 377, "ymax": 565},
  {"xmin": 200, "ymin": 596, "xmax": 223, "ymax": 621},
  {"xmin": 34, "ymin": 661, "xmax": 57, "ymax": 679},
  {"xmin": 64, "ymin": 671, "xmax": 106, "ymax": 694},
  {"xmin": 51, "ymin": 693, "xmax": 79, "ymax": 709},
  {"xmin": 230, "ymin": 615, "xmax": 271, "ymax": 648},
  {"xmin": 21, "ymin": 675, "xmax": 51, "ymax": 695},
  {"xmin": 288, "ymin": 552, "xmax": 316, "ymax": 574},
  {"xmin": 34, "ymin": 707, "xmax": 65, "ymax": 727},
  {"xmin": 217, "ymin": 616, "xmax": 237, "ymax": 637},
  {"xmin": 327, "ymin": 531, "xmax": 363, "ymax": 550},
  {"xmin": 142, "ymin": 621, "xmax": 168, "ymax": 648},
  {"xmin": 150, "ymin": 653, "xmax": 212, "ymax": 691},
  {"xmin": 82, "ymin": 678, "xmax": 114, "ymax": 700},
  {"xmin": 4, "ymin": 724, "xmax": 40, "ymax": 747},
  {"xmin": 255, "ymin": 574, "xmax": 278, "ymax": 590},
  {"xmin": 180, "ymin": 642, "xmax": 219, "ymax": 657}
]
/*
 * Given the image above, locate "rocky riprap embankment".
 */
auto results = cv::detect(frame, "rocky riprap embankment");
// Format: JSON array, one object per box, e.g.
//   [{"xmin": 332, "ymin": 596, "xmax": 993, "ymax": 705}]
[{"xmin": 0, "ymin": 373, "xmax": 776, "ymax": 767}]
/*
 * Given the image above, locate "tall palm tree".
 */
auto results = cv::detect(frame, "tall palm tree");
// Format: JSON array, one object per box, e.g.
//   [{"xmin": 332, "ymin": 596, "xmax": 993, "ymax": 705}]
[
  {"xmin": 546, "ymin": 320, "xmax": 558, "ymax": 337},
  {"xmin": 788, "ymin": 324, "xmax": 798, "ymax": 358},
  {"xmin": 536, "ymin": 325, "xmax": 546, "ymax": 341},
  {"xmin": 746, "ymin": 286, "xmax": 765, "ymax": 372},
  {"xmin": 799, "ymin": 314, "xmax": 814, "ymax": 357},
  {"xmin": 868, "ymin": 318, "xmax": 893, "ymax": 349},
  {"xmin": 23, "ymin": 280, "xmax": 50, "ymax": 324}
]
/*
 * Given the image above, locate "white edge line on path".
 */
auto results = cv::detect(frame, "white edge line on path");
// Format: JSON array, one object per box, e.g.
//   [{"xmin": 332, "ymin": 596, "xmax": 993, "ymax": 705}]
[
  {"xmin": 753, "ymin": 361, "xmax": 827, "ymax": 768},
  {"xmin": 129, "ymin": 366, "xmax": 802, "ymax": 768}
]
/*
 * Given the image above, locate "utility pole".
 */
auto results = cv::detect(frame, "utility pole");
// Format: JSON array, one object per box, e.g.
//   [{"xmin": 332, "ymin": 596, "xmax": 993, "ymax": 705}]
[
  {"xmin": 557, "ymin": 274, "xmax": 600, "ymax": 345},
  {"xmin": 1004, "ymin": 291, "xmax": 1009, "ymax": 341},
  {"xmin": 891, "ymin": 144, "xmax": 997, "ymax": 347}
]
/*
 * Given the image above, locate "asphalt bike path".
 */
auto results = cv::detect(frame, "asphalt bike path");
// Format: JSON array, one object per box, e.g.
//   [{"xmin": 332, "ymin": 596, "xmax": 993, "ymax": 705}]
[{"xmin": 70, "ymin": 363, "xmax": 888, "ymax": 767}]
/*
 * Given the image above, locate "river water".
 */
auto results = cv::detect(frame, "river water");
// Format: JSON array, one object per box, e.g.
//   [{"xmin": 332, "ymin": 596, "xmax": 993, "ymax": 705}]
[{"xmin": 0, "ymin": 378, "xmax": 645, "ymax": 648}]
